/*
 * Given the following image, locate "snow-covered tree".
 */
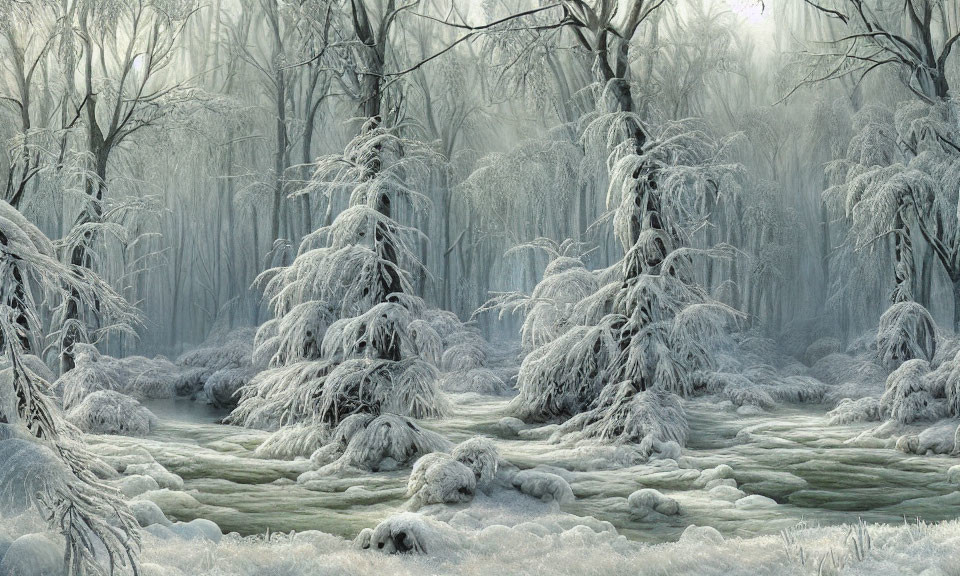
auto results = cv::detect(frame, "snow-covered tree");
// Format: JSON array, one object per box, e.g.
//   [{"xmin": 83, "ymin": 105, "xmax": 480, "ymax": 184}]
[
  {"xmin": 229, "ymin": 123, "xmax": 460, "ymax": 465},
  {"xmin": 0, "ymin": 199, "xmax": 140, "ymax": 575}
]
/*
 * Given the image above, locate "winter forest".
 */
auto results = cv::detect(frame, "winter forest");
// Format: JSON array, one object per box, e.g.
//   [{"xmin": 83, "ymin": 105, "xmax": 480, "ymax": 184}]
[{"xmin": 6, "ymin": 0, "xmax": 960, "ymax": 574}]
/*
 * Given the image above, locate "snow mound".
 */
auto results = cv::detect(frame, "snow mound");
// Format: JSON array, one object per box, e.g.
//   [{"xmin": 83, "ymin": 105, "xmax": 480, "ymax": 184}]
[
  {"xmin": 407, "ymin": 453, "xmax": 476, "ymax": 509},
  {"xmin": 451, "ymin": 437, "xmax": 500, "ymax": 487},
  {"xmin": 0, "ymin": 533, "xmax": 63, "ymax": 576},
  {"xmin": 695, "ymin": 465, "xmax": 735, "ymax": 488},
  {"xmin": 355, "ymin": 512, "xmax": 457, "ymax": 555},
  {"xmin": 130, "ymin": 500, "xmax": 170, "ymax": 528},
  {"xmin": 734, "ymin": 494, "xmax": 778, "ymax": 510},
  {"xmin": 511, "ymin": 470, "xmax": 574, "ymax": 504},
  {"xmin": 65, "ymin": 390, "xmax": 155, "ymax": 436},
  {"xmin": 679, "ymin": 524, "xmax": 724, "ymax": 545},
  {"xmin": 628, "ymin": 488, "xmax": 679, "ymax": 517}
]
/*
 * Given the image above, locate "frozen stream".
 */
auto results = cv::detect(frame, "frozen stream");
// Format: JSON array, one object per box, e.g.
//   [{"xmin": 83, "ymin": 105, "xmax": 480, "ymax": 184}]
[{"xmin": 83, "ymin": 393, "xmax": 960, "ymax": 544}]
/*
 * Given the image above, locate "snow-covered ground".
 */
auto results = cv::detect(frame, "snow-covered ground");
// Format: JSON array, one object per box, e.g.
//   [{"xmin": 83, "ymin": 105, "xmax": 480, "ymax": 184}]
[{"xmin": 4, "ymin": 343, "xmax": 960, "ymax": 575}]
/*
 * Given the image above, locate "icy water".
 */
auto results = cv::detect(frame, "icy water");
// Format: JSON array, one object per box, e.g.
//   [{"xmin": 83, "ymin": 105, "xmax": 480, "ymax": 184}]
[{"xmin": 84, "ymin": 393, "xmax": 960, "ymax": 544}]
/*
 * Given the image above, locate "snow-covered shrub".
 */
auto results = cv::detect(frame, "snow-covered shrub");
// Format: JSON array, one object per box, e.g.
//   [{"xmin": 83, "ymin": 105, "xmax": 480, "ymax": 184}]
[
  {"xmin": 57, "ymin": 345, "xmax": 122, "ymax": 410},
  {"xmin": 628, "ymin": 488, "xmax": 679, "ymax": 517},
  {"xmin": 308, "ymin": 414, "xmax": 452, "ymax": 474},
  {"xmin": 407, "ymin": 453, "xmax": 476, "ymax": 509},
  {"xmin": 450, "ymin": 437, "xmax": 500, "ymax": 486},
  {"xmin": 723, "ymin": 385, "xmax": 776, "ymax": 410},
  {"xmin": 559, "ymin": 385, "xmax": 689, "ymax": 447},
  {"xmin": 810, "ymin": 353, "xmax": 888, "ymax": 387},
  {"xmin": 177, "ymin": 327, "xmax": 255, "ymax": 373},
  {"xmin": 876, "ymin": 302, "xmax": 937, "ymax": 370},
  {"xmin": 66, "ymin": 390, "xmax": 156, "ymax": 436},
  {"xmin": 805, "ymin": 337, "xmax": 842, "ymax": 365},
  {"xmin": 828, "ymin": 397, "xmax": 882, "ymax": 424},
  {"xmin": 440, "ymin": 343, "xmax": 487, "ymax": 372},
  {"xmin": 880, "ymin": 359, "xmax": 947, "ymax": 424},
  {"xmin": 439, "ymin": 369, "xmax": 509, "ymax": 395},
  {"xmin": 255, "ymin": 421, "xmax": 328, "ymax": 460}
]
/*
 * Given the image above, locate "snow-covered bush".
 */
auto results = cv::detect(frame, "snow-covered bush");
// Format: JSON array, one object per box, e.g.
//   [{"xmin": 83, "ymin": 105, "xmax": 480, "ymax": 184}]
[
  {"xmin": 451, "ymin": 437, "xmax": 500, "ymax": 486},
  {"xmin": 304, "ymin": 414, "xmax": 452, "ymax": 475},
  {"xmin": 828, "ymin": 397, "xmax": 882, "ymax": 424},
  {"xmin": 407, "ymin": 453, "xmax": 476, "ymax": 509},
  {"xmin": 65, "ymin": 390, "xmax": 156, "ymax": 436},
  {"xmin": 876, "ymin": 302, "xmax": 937, "ymax": 370},
  {"xmin": 202, "ymin": 366, "xmax": 256, "ymax": 408},
  {"xmin": 439, "ymin": 369, "xmax": 509, "ymax": 395},
  {"xmin": 880, "ymin": 359, "xmax": 947, "ymax": 424}
]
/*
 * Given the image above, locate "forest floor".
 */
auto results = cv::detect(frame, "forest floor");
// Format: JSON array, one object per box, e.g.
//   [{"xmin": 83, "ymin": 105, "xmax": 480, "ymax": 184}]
[{"xmin": 5, "ymin": 341, "xmax": 960, "ymax": 575}]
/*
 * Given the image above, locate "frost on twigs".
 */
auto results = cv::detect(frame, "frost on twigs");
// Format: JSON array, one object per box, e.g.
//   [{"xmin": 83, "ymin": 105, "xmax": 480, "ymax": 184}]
[{"xmin": 876, "ymin": 302, "xmax": 937, "ymax": 370}]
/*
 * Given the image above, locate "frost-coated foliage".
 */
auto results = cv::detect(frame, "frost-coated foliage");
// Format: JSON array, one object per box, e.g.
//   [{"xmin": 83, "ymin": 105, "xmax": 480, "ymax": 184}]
[
  {"xmin": 876, "ymin": 302, "xmax": 937, "ymax": 370},
  {"xmin": 230, "ymin": 126, "xmax": 474, "ymax": 455},
  {"xmin": 0, "ymin": 201, "xmax": 141, "ymax": 575}
]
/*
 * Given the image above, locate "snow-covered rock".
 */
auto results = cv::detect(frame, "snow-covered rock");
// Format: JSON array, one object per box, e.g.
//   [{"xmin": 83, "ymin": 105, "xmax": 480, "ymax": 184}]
[
  {"xmin": 628, "ymin": 488, "xmax": 679, "ymax": 517},
  {"xmin": 355, "ymin": 512, "xmax": 457, "ymax": 555},
  {"xmin": 116, "ymin": 474, "xmax": 160, "ymax": 498},
  {"xmin": 497, "ymin": 417, "xmax": 525, "ymax": 437},
  {"xmin": 948, "ymin": 465, "xmax": 960, "ymax": 484},
  {"xmin": 0, "ymin": 534, "xmax": 63, "ymax": 576},
  {"xmin": 511, "ymin": 470, "xmax": 574, "ymax": 504},
  {"xmin": 735, "ymin": 494, "xmax": 778, "ymax": 510},
  {"xmin": 130, "ymin": 500, "xmax": 171, "ymax": 528},
  {"xmin": 679, "ymin": 524, "xmax": 724, "ymax": 545},
  {"xmin": 695, "ymin": 465, "xmax": 736, "ymax": 488},
  {"xmin": 407, "ymin": 453, "xmax": 476, "ymax": 509}
]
